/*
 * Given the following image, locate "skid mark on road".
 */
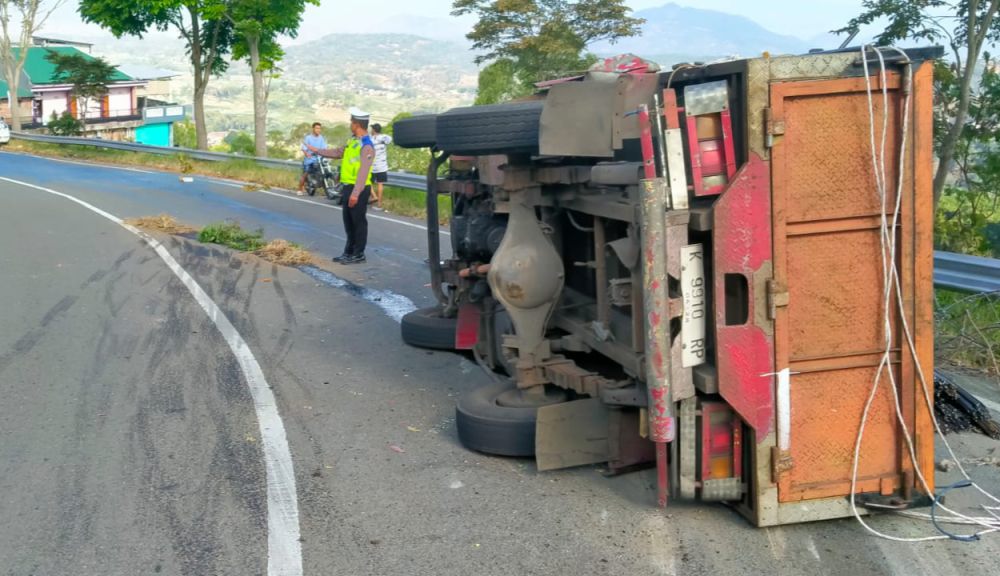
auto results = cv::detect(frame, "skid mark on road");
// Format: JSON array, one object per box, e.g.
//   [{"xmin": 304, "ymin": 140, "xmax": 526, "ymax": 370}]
[
  {"xmin": 0, "ymin": 294, "xmax": 79, "ymax": 375},
  {"xmin": 0, "ymin": 176, "xmax": 303, "ymax": 576},
  {"xmin": 299, "ymin": 265, "xmax": 417, "ymax": 323}
]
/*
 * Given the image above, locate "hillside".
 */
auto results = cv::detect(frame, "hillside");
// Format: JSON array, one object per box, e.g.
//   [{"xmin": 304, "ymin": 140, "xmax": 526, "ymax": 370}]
[
  {"xmin": 81, "ymin": 3, "xmax": 830, "ymax": 133},
  {"xmin": 590, "ymin": 2, "xmax": 813, "ymax": 65},
  {"xmin": 92, "ymin": 33, "xmax": 479, "ymax": 132}
]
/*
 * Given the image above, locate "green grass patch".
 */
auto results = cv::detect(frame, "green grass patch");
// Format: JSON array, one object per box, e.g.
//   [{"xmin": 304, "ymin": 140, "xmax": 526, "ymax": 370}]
[
  {"xmin": 936, "ymin": 288, "xmax": 1000, "ymax": 376},
  {"xmin": 380, "ymin": 185, "xmax": 452, "ymax": 225},
  {"xmin": 198, "ymin": 221, "xmax": 266, "ymax": 252}
]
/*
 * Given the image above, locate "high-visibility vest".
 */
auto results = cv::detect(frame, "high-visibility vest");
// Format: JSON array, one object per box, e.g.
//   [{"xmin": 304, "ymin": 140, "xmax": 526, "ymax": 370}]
[{"xmin": 340, "ymin": 137, "xmax": 373, "ymax": 186}]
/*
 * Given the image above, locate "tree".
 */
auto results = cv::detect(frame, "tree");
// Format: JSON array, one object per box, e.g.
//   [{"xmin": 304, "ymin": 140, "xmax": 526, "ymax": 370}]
[
  {"xmin": 0, "ymin": 0, "xmax": 65, "ymax": 130},
  {"xmin": 44, "ymin": 49, "xmax": 118, "ymax": 123},
  {"xmin": 934, "ymin": 55, "xmax": 1000, "ymax": 256},
  {"xmin": 47, "ymin": 110, "xmax": 82, "ymax": 135},
  {"xmin": 226, "ymin": 129, "xmax": 254, "ymax": 155},
  {"xmin": 452, "ymin": 0, "xmax": 643, "ymax": 104},
  {"xmin": 174, "ymin": 119, "xmax": 197, "ymax": 147},
  {"xmin": 228, "ymin": 0, "xmax": 317, "ymax": 157},
  {"xmin": 838, "ymin": 0, "xmax": 1000, "ymax": 206},
  {"xmin": 79, "ymin": 0, "xmax": 234, "ymax": 150},
  {"xmin": 473, "ymin": 58, "xmax": 530, "ymax": 105}
]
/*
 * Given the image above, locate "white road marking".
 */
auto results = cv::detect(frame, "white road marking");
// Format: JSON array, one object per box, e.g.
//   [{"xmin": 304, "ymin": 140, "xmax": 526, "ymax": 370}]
[
  {"xmin": 0, "ymin": 176, "xmax": 303, "ymax": 576},
  {"xmin": 805, "ymin": 536, "xmax": 820, "ymax": 561},
  {"xmin": 214, "ymin": 182, "xmax": 452, "ymax": 236},
  {"xmin": 1, "ymin": 150, "xmax": 157, "ymax": 174},
  {"xmin": 765, "ymin": 527, "xmax": 787, "ymax": 560}
]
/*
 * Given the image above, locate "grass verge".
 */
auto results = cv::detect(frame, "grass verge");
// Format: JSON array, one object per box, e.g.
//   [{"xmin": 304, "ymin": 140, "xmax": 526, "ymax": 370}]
[
  {"xmin": 936, "ymin": 288, "xmax": 1000, "ymax": 377},
  {"xmin": 8, "ymin": 140, "xmax": 300, "ymax": 190},
  {"xmin": 379, "ymin": 185, "xmax": 452, "ymax": 224},
  {"xmin": 8, "ymin": 139, "xmax": 452, "ymax": 223}
]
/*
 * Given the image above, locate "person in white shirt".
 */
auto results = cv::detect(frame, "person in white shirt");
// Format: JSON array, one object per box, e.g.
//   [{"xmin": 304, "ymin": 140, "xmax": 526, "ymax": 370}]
[{"xmin": 369, "ymin": 123, "xmax": 393, "ymax": 209}]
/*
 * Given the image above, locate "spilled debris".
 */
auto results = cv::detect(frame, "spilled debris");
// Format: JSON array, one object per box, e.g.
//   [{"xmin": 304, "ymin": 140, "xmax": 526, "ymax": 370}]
[
  {"xmin": 124, "ymin": 214, "xmax": 197, "ymax": 235},
  {"xmin": 935, "ymin": 370, "xmax": 1000, "ymax": 439},
  {"xmin": 256, "ymin": 239, "xmax": 314, "ymax": 266}
]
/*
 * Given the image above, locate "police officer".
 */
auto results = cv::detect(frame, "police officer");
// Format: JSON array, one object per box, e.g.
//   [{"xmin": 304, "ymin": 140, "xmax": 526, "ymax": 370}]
[{"xmin": 306, "ymin": 108, "xmax": 376, "ymax": 264}]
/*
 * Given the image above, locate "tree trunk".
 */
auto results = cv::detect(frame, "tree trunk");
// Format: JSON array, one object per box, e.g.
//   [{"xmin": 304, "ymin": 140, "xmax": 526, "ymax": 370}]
[
  {"xmin": 3, "ymin": 63, "xmax": 22, "ymax": 130},
  {"xmin": 248, "ymin": 36, "xmax": 267, "ymax": 158},
  {"xmin": 193, "ymin": 85, "xmax": 208, "ymax": 150},
  {"xmin": 189, "ymin": 8, "xmax": 209, "ymax": 150},
  {"xmin": 934, "ymin": 2, "xmax": 1000, "ymax": 208}
]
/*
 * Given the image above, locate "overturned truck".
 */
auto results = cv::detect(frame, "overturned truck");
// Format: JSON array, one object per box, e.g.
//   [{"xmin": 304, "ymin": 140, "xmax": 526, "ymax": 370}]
[{"xmin": 394, "ymin": 47, "xmax": 941, "ymax": 526}]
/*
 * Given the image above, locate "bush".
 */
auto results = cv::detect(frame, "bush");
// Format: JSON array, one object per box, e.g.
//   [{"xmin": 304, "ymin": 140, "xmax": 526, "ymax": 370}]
[
  {"xmin": 47, "ymin": 111, "xmax": 83, "ymax": 136},
  {"xmin": 198, "ymin": 221, "xmax": 266, "ymax": 251}
]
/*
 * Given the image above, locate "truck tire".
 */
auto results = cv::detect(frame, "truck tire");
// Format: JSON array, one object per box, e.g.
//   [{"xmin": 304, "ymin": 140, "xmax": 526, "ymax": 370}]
[
  {"xmin": 435, "ymin": 101, "xmax": 543, "ymax": 155},
  {"xmin": 401, "ymin": 306, "xmax": 456, "ymax": 350},
  {"xmin": 456, "ymin": 382, "xmax": 567, "ymax": 457},
  {"xmin": 393, "ymin": 114, "xmax": 437, "ymax": 149}
]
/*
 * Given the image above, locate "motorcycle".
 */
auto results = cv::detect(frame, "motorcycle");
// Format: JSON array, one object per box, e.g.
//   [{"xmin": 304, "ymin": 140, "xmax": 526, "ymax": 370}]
[{"xmin": 304, "ymin": 157, "xmax": 341, "ymax": 202}]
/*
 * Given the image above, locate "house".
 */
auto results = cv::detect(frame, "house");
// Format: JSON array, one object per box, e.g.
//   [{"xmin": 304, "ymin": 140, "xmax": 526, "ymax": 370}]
[
  {"xmin": 2, "ymin": 46, "xmax": 147, "ymax": 140},
  {"xmin": 31, "ymin": 36, "xmax": 94, "ymax": 53},
  {"xmin": 118, "ymin": 65, "xmax": 186, "ymax": 147},
  {"xmin": 0, "ymin": 78, "xmax": 32, "ymax": 124},
  {"xmin": 135, "ymin": 104, "xmax": 187, "ymax": 147},
  {"xmin": 116, "ymin": 64, "xmax": 181, "ymax": 107}
]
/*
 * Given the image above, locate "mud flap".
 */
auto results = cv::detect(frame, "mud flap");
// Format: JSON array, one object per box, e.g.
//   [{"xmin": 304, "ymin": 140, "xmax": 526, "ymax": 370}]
[{"xmin": 535, "ymin": 398, "xmax": 610, "ymax": 471}]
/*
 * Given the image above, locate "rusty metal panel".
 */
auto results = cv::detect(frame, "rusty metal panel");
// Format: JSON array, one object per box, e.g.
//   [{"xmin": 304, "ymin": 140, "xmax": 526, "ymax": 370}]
[
  {"xmin": 910, "ymin": 62, "xmax": 937, "ymax": 491},
  {"xmin": 785, "ymin": 230, "xmax": 886, "ymax": 359},
  {"xmin": 769, "ymin": 72, "xmax": 933, "ymax": 504},
  {"xmin": 778, "ymin": 368, "xmax": 901, "ymax": 501},
  {"xmin": 712, "ymin": 154, "xmax": 775, "ymax": 435},
  {"xmin": 540, "ymin": 79, "xmax": 617, "ymax": 157},
  {"xmin": 536, "ymin": 398, "xmax": 610, "ymax": 471}
]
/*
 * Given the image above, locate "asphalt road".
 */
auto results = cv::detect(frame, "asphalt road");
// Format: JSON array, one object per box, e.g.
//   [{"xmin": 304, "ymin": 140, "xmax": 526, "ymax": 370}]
[{"xmin": 2, "ymin": 151, "xmax": 1000, "ymax": 576}]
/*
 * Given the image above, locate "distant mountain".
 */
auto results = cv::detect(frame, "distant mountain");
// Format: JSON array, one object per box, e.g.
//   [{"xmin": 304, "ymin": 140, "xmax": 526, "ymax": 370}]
[
  {"xmin": 377, "ymin": 15, "xmax": 474, "ymax": 44},
  {"xmin": 89, "ymin": 32, "xmax": 479, "ymax": 131},
  {"xmin": 590, "ymin": 2, "xmax": 811, "ymax": 65},
  {"xmin": 282, "ymin": 33, "xmax": 475, "ymax": 73}
]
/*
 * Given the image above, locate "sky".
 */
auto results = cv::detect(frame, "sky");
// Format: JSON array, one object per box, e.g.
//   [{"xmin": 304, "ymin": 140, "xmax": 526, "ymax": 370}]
[{"xmin": 42, "ymin": 0, "xmax": 868, "ymax": 45}]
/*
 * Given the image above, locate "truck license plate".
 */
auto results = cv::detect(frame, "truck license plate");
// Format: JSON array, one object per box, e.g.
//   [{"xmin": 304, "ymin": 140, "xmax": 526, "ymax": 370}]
[{"xmin": 681, "ymin": 244, "xmax": 707, "ymax": 368}]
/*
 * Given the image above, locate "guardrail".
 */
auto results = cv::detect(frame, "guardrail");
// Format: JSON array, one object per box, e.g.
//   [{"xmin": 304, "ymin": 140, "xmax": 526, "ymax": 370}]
[
  {"xmin": 12, "ymin": 131, "xmax": 1000, "ymax": 293},
  {"xmin": 10, "ymin": 131, "xmax": 428, "ymax": 191},
  {"xmin": 934, "ymin": 251, "xmax": 1000, "ymax": 294}
]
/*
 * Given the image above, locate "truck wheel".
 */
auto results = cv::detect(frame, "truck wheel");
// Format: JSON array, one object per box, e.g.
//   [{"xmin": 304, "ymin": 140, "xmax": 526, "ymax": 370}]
[
  {"xmin": 456, "ymin": 382, "xmax": 567, "ymax": 457},
  {"xmin": 435, "ymin": 101, "xmax": 543, "ymax": 156},
  {"xmin": 401, "ymin": 306, "xmax": 456, "ymax": 350},
  {"xmin": 393, "ymin": 114, "xmax": 438, "ymax": 149},
  {"xmin": 492, "ymin": 309, "xmax": 516, "ymax": 376}
]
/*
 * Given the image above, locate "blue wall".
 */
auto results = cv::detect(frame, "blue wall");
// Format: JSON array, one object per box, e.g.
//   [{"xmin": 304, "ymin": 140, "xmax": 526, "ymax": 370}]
[{"xmin": 135, "ymin": 123, "xmax": 171, "ymax": 147}]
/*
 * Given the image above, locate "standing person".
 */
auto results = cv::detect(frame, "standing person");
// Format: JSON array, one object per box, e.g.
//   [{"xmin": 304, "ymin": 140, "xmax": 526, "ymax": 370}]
[
  {"xmin": 306, "ymin": 108, "xmax": 376, "ymax": 264},
  {"xmin": 369, "ymin": 123, "xmax": 393, "ymax": 209},
  {"xmin": 298, "ymin": 122, "xmax": 327, "ymax": 196}
]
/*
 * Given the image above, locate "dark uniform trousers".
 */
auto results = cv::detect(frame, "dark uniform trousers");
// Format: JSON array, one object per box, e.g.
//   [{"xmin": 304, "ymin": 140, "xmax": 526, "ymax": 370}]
[{"xmin": 342, "ymin": 184, "xmax": 372, "ymax": 256}]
